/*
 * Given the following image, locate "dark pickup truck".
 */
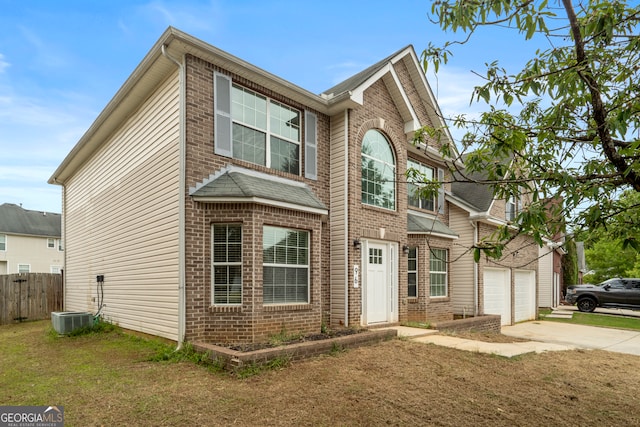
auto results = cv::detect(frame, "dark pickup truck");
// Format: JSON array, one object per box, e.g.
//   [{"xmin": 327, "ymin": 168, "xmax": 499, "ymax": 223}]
[{"xmin": 565, "ymin": 278, "xmax": 640, "ymax": 312}]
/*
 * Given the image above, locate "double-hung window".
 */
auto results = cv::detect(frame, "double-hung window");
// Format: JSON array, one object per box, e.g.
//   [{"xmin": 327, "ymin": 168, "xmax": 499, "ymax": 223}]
[
  {"xmin": 263, "ymin": 226, "xmax": 309, "ymax": 304},
  {"xmin": 0, "ymin": 234, "xmax": 5, "ymax": 251},
  {"xmin": 231, "ymin": 85, "xmax": 301, "ymax": 174},
  {"xmin": 215, "ymin": 72, "xmax": 318, "ymax": 179},
  {"xmin": 212, "ymin": 224, "xmax": 242, "ymax": 305},
  {"xmin": 408, "ymin": 247, "xmax": 418, "ymax": 298},
  {"xmin": 429, "ymin": 248, "xmax": 448, "ymax": 297},
  {"xmin": 47, "ymin": 238, "xmax": 55, "ymax": 249},
  {"xmin": 407, "ymin": 160, "xmax": 435, "ymax": 211}
]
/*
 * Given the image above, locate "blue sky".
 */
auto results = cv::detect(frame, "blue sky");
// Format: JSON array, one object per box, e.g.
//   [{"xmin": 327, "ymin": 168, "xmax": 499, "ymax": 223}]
[{"xmin": 0, "ymin": 0, "xmax": 547, "ymax": 213}]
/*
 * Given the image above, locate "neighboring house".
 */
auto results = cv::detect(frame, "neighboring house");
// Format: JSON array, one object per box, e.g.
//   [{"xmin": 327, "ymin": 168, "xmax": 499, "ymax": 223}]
[
  {"xmin": 0, "ymin": 203, "xmax": 63, "ymax": 274},
  {"xmin": 538, "ymin": 197, "xmax": 566, "ymax": 308},
  {"xmin": 50, "ymin": 27, "xmax": 544, "ymax": 345},
  {"xmin": 449, "ymin": 162, "xmax": 541, "ymax": 326},
  {"xmin": 575, "ymin": 241, "xmax": 588, "ymax": 285},
  {"xmin": 538, "ymin": 239, "xmax": 565, "ymax": 308}
]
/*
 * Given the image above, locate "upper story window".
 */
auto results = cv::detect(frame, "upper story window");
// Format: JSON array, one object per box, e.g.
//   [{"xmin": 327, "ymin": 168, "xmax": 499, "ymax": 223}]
[
  {"xmin": 230, "ymin": 86, "xmax": 300, "ymax": 173},
  {"xmin": 361, "ymin": 129, "xmax": 395, "ymax": 210},
  {"xmin": 407, "ymin": 160, "xmax": 435, "ymax": 211},
  {"xmin": 230, "ymin": 85, "xmax": 301, "ymax": 174},
  {"xmin": 47, "ymin": 238, "xmax": 55, "ymax": 249},
  {"xmin": 0, "ymin": 234, "xmax": 5, "ymax": 251},
  {"xmin": 506, "ymin": 195, "xmax": 522, "ymax": 221}
]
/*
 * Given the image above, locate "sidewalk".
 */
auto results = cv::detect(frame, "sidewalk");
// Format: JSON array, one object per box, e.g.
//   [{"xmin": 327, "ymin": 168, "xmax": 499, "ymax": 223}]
[
  {"xmin": 390, "ymin": 325, "xmax": 575, "ymax": 358},
  {"xmin": 389, "ymin": 307, "xmax": 640, "ymax": 357}
]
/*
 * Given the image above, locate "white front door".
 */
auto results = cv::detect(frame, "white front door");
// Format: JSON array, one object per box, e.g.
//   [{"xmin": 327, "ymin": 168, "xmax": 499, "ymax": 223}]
[{"xmin": 362, "ymin": 241, "xmax": 397, "ymax": 325}]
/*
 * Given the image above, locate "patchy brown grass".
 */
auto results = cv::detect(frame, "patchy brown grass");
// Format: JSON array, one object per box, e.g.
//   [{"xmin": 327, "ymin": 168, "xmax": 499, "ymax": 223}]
[{"xmin": 1, "ymin": 320, "xmax": 638, "ymax": 426}]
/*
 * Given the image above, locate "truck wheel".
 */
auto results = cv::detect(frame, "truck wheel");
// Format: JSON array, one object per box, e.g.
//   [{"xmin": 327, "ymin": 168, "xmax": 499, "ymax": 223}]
[{"xmin": 577, "ymin": 297, "xmax": 597, "ymax": 312}]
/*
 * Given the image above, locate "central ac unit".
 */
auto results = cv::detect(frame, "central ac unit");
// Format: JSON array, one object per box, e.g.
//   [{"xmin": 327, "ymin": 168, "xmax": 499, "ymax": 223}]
[{"xmin": 51, "ymin": 312, "xmax": 93, "ymax": 334}]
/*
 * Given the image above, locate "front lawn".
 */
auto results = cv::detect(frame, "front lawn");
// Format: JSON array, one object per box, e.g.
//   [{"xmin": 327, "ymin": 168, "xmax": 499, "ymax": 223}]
[
  {"xmin": 1, "ymin": 320, "xmax": 639, "ymax": 426},
  {"xmin": 540, "ymin": 308, "xmax": 640, "ymax": 331}
]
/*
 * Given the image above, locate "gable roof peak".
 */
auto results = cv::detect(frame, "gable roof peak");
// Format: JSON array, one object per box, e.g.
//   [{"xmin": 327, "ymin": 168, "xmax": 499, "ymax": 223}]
[{"xmin": 321, "ymin": 45, "xmax": 414, "ymax": 98}]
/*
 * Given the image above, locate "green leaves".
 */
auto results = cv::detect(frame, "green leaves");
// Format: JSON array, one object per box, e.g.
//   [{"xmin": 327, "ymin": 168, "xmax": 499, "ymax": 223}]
[{"xmin": 422, "ymin": 0, "xmax": 640, "ymax": 260}]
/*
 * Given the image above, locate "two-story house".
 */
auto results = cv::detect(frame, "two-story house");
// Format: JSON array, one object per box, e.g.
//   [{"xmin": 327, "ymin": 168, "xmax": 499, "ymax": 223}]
[
  {"xmin": 0, "ymin": 203, "xmax": 63, "ymax": 274},
  {"xmin": 49, "ymin": 27, "xmax": 541, "ymax": 345}
]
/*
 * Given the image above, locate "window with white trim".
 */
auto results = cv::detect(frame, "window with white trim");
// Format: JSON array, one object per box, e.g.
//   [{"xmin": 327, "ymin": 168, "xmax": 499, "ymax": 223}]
[
  {"xmin": 429, "ymin": 248, "xmax": 448, "ymax": 297},
  {"xmin": 18, "ymin": 264, "xmax": 30, "ymax": 274},
  {"xmin": 408, "ymin": 247, "xmax": 418, "ymax": 297},
  {"xmin": 47, "ymin": 238, "xmax": 55, "ymax": 248},
  {"xmin": 230, "ymin": 84, "xmax": 301, "ymax": 174},
  {"xmin": 407, "ymin": 159, "xmax": 435, "ymax": 211},
  {"xmin": 212, "ymin": 224, "xmax": 242, "ymax": 305},
  {"xmin": 263, "ymin": 226, "xmax": 309, "ymax": 304},
  {"xmin": 0, "ymin": 234, "xmax": 5, "ymax": 251},
  {"xmin": 51, "ymin": 266, "xmax": 62, "ymax": 274},
  {"xmin": 215, "ymin": 72, "xmax": 318, "ymax": 179},
  {"xmin": 361, "ymin": 129, "xmax": 395, "ymax": 210},
  {"xmin": 506, "ymin": 195, "xmax": 521, "ymax": 221}
]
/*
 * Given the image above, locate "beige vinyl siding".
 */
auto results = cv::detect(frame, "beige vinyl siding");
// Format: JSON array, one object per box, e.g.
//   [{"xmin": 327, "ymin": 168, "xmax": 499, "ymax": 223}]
[
  {"xmin": 329, "ymin": 111, "xmax": 348, "ymax": 326},
  {"xmin": 449, "ymin": 205, "xmax": 476, "ymax": 315},
  {"xmin": 63, "ymin": 71, "xmax": 181, "ymax": 341},
  {"xmin": 538, "ymin": 245, "xmax": 553, "ymax": 307},
  {"xmin": 0, "ymin": 234, "xmax": 64, "ymax": 274}
]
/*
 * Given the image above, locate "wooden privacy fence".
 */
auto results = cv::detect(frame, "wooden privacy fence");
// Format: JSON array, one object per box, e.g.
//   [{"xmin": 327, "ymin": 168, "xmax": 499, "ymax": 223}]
[{"xmin": 0, "ymin": 273, "xmax": 63, "ymax": 325}]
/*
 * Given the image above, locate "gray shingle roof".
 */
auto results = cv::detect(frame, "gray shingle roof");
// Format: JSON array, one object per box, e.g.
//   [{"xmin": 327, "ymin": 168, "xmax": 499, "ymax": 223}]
[
  {"xmin": 450, "ymin": 168, "xmax": 495, "ymax": 212},
  {"xmin": 322, "ymin": 45, "xmax": 412, "ymax": 97},
  {"xmin": 190, "ymin": 167, "xmax": 327, "ymax": 213},
  {"xmin": 0, "ymin": 203, "xmax": 61, "ymax": 237},
  {"xmin": 450, "ymin": 153, "xmax": 513, "ymax": 212},
  {"xmin": 408, "ymin": 213, "xmax": 458, "ymax": 237}
]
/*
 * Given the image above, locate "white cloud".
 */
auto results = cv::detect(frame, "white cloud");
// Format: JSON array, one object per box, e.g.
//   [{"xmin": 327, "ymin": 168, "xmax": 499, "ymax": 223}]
[
  {"xmin": 139, "ymin": 0, "xmax": 219, "ymax": 32},
  {"xmin": 17, "ymin": 25, "xmax": 67, "ymax": 69},
  {"xmin": 0, "ymin": 54, "xmax": 9, "ymax": 73}
]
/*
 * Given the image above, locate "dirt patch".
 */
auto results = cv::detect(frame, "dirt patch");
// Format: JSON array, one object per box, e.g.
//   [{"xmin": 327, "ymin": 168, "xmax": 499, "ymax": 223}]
[
  {"xmin": 442, "ymin": 330, "xmax": 529, "ymax": 343},
  {"xmin": 225, "ymin": 328, "xmax": 365, "ymax": 352},
  {"xmin": 2, "ymin": 321, "xmax": 639, "ymax": 426}
]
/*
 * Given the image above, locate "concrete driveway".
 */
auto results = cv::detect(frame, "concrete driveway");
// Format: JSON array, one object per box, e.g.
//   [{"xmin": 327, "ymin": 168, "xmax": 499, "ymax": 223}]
[{"xmin": 502, "ymin": 321, "xmax": 640, "ymax": 356}]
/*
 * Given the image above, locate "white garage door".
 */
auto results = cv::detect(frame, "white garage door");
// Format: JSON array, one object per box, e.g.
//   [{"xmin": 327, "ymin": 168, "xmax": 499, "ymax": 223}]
[
  {"xmin": 483, "ymin": 268, "xmax": 511, "ymax": 326},
  {"xmin": 514, "ymin": 270, "xmax": 536, "ymax": 322}
]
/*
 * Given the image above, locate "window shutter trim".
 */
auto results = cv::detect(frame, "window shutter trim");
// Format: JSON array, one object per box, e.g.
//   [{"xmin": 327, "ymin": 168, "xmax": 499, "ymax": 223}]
[
  {"xmin": 304, "ymin": 110, "xmax": 318, "ymax": 180},
  {"xmin": 214, "ymin": 72, "xmax": 233, "ymax": 157},
  {"xmin": 438, "ymin": 168, "xmax": 445, "ymax": 214}
]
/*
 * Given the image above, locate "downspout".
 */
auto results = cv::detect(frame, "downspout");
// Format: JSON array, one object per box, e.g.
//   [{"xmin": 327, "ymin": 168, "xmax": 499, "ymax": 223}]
[
  {"xmin": 344, "ymin": 109, "xmax": 349, "ymax": 327},
  {"xmin": 161, "ymin": 44, "xmax": 186, "ymax": 350},
  {"xmin": 471, "ymin": 220, "xmax": 479, "ymax": 316}
]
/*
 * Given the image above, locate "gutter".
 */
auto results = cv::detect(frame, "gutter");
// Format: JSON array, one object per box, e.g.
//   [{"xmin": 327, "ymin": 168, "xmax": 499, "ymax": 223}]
[
  {"xmin": 471, "ymin": 219, "xmax": 479, "ymax": 317},
  {"xmin": 161, "ymin": 44, "xmax": 187, "ymax": 351},
  {"xmin": 344, "ymin": 109, "xmax": 349, "ymax": 327}
]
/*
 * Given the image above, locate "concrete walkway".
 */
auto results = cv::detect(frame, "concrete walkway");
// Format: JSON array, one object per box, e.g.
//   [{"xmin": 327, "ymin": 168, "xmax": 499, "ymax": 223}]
[
  {"xmin": 392, "ymin": 325, "xmax": 575, "ymax": 358},
  {"xmin": 389, "ymin": 306, "xmax": 640, "ymax": 357},
  {"xmin": 502, "ymin": 321, "xmax": 640, "ymax": 356}
]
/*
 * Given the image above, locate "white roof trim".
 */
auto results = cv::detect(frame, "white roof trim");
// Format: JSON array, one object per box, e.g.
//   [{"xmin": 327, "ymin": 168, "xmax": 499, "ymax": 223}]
[{"xmin": 190, "ymin": 196, "xmax": 328, "ymax": 215}]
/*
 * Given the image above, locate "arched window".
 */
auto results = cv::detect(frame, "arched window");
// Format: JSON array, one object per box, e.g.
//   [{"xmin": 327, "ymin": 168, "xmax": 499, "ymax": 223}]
[{"xmin": 361, "ymin": 129, "xmax": 395, "ymax": 210}]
